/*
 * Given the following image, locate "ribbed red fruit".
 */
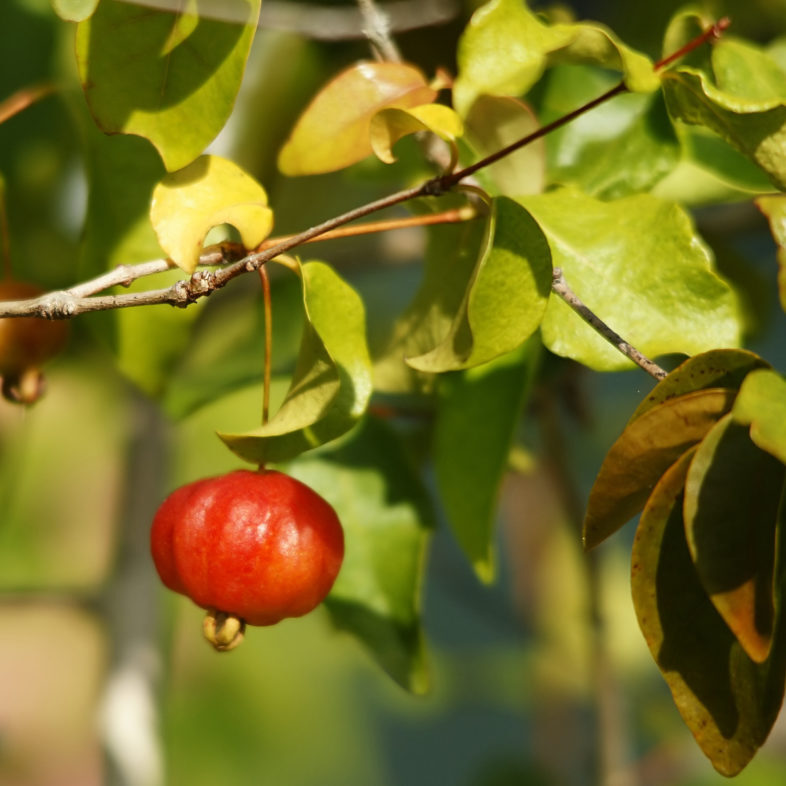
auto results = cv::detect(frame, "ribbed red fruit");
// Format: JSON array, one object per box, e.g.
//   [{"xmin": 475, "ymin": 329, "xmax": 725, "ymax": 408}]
[{"xmin": 151, "ymin": 470, "xmax": 344, "ymax": 633}]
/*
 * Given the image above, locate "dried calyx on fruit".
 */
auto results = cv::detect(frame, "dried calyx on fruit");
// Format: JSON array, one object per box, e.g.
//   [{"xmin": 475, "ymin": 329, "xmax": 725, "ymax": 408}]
[
  {"xmin": 150, "ymin": 469, "xmax": 344, "ymax": 651},
  {"xmin": 0, "ymin": 280, "xmax": 68, "ymax": 404}
]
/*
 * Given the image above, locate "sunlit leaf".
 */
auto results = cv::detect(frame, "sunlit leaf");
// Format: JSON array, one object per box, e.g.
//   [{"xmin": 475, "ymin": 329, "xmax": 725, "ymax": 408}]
[
  {"xmin": 755, "ymin": 195, "xmax": 786, "ymax": 313},
  {"xmin": 583, "ymin": 388, "xmax": 737, "ymax": 550},
  {"xmin": 433, "ymin": 338, "xmax": 540, "ymax": 582},
  {"xmin": 684, "ymin": 415, "xmax": 785, "ymax": 662},
  {"xmin": 406, "ymin": 196, "xmax": 551, "ymax": 372},
  {"xmin": 462, "ymin": 95, "xmax": 544, "ymax": 196},
  {"xmin": 632, "ymin": 450, "xmax": 786, "ymax": 776},
  {"xmin": 278, "ymin": 62, "xmax": 436, "ymax": 176},
  {"xmin": 150, "ymin": 155, "xmax": 272, "ymax": 274},
  {"xmin": 76, "ymin": 0, "xmax": 260, "ymax": 171},
  {"xmin": 661, "ymin": 62, "xmax": 786, "ymax": 189},
  {"xmin": 287, "ymin": 417, "xmax": 433, "ymax": 694},
  {"xmin": 629, "ymin": 349, "xmax": 769, "ymax": 423},
  {"xmin": 219, "ymin": 260, "xmax": 372, "ymax": 464},
  {"xmin": 453, "ymin": 0, "xmax": 658, "ymax": 116},
  {"xmin": 51, "ymin": 0, "xmax": 99, "ymax": 21},
  {"xmin": 520, "ymin": 188, "xmax": 742, "ymax": 370},
  {"xmin": 733, "ymin": 368, "xmax": 786, "ymax": 465},
  {"xmin": 369, "ymin": 104, "xmax": 462, "ymax": 164}
]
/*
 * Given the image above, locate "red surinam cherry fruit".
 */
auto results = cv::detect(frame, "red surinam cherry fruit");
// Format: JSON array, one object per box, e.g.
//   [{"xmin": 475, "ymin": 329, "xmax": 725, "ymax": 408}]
[{"xmin": 150, "ymin": 469, "xmax": 344, "ymax": 650}]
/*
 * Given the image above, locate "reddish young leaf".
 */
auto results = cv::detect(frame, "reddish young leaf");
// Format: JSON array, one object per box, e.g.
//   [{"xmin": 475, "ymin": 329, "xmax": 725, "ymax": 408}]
[{"xmin": 278, "ymin": 62, "xmax": 437, "ymax": 176}]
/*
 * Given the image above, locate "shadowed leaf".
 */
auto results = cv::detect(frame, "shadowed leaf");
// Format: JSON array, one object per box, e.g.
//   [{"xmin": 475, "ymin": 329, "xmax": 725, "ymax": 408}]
[
  {"xmin": 406, "ymin": 196, "xmax": 551, "ymax": 372},
  {"xmin": 684, "ymin": 415, "xmax": 785, "ymax": 662},
  {"xmin": 76, "ymin": 0, "xmax": 260, "ymax": 171},
  {"xmin": 632, "ymin": 451, "xmax": 786, "ymax": 776},
  {"xmin": 287, "ymin": 417, "xmax": 433, "ymax": 694},
  {"xmin": 433, "ymin": 338, "xmax": 540, "ymax": 582},
  {"xmin": 583, "ymin": 388, "xmax": 737, "ymax": 549},
  {"xmin": 733, "ymin": 368, "xmax": 786, "ymax": 465},
  {"xmin": 219, "ymin": 261, "xmax": 371, "ymax": 464}
]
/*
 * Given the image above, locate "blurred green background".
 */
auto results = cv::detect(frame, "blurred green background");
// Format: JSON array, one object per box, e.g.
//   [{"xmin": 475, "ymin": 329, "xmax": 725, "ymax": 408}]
[{"xmin": 2, "ymin": 1, "xmax": 786, "ymax": 785}]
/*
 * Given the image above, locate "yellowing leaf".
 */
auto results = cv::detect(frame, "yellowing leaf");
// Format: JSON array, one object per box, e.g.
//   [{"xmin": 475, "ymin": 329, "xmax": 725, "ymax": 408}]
[
  {"xmin": 453, "ymin": 0, "xmax": 658, "ymax": 116},
  {"xmin": 150, "ymin": 155, "xmax": 273, "ymax": 274},
  {"xmin": 278, "ymin": 61, "xmax": 437, "ymax": 176},
  {"xmin": 370, "ymin": 104, "xmax": 463, "ymax": 164}
]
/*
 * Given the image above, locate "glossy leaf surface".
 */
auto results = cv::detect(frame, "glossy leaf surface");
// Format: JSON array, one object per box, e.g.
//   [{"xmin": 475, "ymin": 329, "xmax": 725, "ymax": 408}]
[
  {"xmin": 51, "ymin": 0, "xmax": 99, "ymax": 21},
  {"xmin": 278, "ymin": 62, "xmax": 436, "ymax": 176},
  {"xmin": 406, "ymin": 197, "xmax": 551, "ymax": 372},
  {"xmin": 219, "ymin": 261, "xmax": 372, "ymax": 464},
  {"xmin": 150, "ymin": 155, "xmax": 273, "ymax": 274},
  {"xmin": 583, "ymin": 389, "xmax": 737, "ymax": 549},
  {"xmin": 520, "ymin": 189, "xmax": 742, "ymax": 370},
  {"xmin": 684, "ymin": 415, "xmax": 785, "ymax": 662},
  {"xmin": 434, "ymin": 339, "xmax": 539, "ymax": 582},
  {"xmin": 288, "ymin": 417, "xmax": 433, "ymax": 694},
  {"xmin": 632, "ymin": 451, "xmax": 786, "ymax": 776},
  {"xmin": 453, "ymin": 0, "xmax": 658, "ymax": 116},
  {"xmin": 733, "ymin": 368, "xmax": 786, "ymax": 465},
  {"xmin": 76, "ymin": 0, "xmax": 260, "ymax": 171}
]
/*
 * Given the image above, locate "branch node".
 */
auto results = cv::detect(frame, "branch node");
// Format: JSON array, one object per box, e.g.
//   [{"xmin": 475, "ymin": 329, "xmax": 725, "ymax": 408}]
[{"xmin": 38, "ymin": 291, "xmax": 77, "ymax": 319}]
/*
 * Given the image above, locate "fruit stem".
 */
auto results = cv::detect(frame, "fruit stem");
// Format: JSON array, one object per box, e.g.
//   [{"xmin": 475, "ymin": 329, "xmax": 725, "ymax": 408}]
[{"xmin": 259, "ymin": 263, "xmax": 272, "ymax": 429}]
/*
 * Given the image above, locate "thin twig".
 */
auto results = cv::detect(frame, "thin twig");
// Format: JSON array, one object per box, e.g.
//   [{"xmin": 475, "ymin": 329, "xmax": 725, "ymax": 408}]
[
  {"xmin": 551, "ymin": 268, "xmax": 667, "ymax": 380},
  {"xmin": 357, "ymin": 0, "xmax": 401, "ymax": 62}
]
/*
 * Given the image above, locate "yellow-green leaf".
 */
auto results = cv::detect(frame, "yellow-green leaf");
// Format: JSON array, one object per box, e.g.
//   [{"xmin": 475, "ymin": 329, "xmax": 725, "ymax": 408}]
[
  {"xmin": 733, "ymin": 368, "xmax": 786, "ymax": 465},
  {"xmin": 150, "ymin": 155, "xmax": 273, "ymax": 274},
  {"xmin": 370, "ymin": 104, "xmax": 463, "ymax": 164},
  {"xmin": 755, "ymin": 195, "xmax": 786, "ymax": 313},
  {"xmin": 278, "ymin": 62, "xmax": 437, "ymax": 176}
]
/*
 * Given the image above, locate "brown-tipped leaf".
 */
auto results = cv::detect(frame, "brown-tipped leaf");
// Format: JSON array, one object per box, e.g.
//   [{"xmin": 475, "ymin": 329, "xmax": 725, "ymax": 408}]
[{"xmin": 583, "ymin": 388, "xmax": 736, "ymax": 549}]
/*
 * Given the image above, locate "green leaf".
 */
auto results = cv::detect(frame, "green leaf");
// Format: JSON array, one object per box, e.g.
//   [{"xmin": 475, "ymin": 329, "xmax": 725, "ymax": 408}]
[
  {"xmin": 218, "ymin": 260, "xmax": 372, "ymax": 464},
  {"xmin": 75, "ymin": 104, "xmax": 205, "ymax": 396},
  {"xmin": 462, "ymin": 95, "xmax": 544, "ymax": 197},
  {"xmin": 755, "ymin": 195, "xmax": 786, "ymax": 313},
  {"xmin": 661, "ymin": 65, "xmax": 786, "ymax": 190},
  {"xmin": 286, "ymin": 417, "xmax": 433, "ymax": 694},
  {"xmin": 629, "ymin": 348, "xmax": 769, "ymax": 423},
  {"xmin": 369, "ymin": 104, "xmax": 463, "ymax": 164},
  {"xmin": 536, "ymin": 65, "xmax": 679, "ymax": 198},
  {"xmin": 733, "ymin": 368, "xmax": 786, "ymax": 465},
  {"xmin": 683, "ymin": 414, "xmax": 785, "ymax": 663},
  {"xmin": 51, "ymin": 0, "xmax": 99, "ymax": 21},
  {"xmin": 632, "ymin": 449, "xmax": 786, "ymax": 776},
  {"xmin": 406, "ymin": 196, "xmax": 552, "ymax": 372},
  {"xmin": 453, "ymin": 0, "xmax": 658, "ymax": 117},
  {"xmin": 583, "ymin": 388, "xmax": 737, "ymax": 550},
  {"xmin": 277, "ymin": 62, "xmax": 436, "ymax": 176},
  {"xmin": 519, "ymin": 188, "xmax": 742, "ymax": 370},
  {"xmin": 433, "ymin": 338, "xmax": 540, "ymax": 582},
  {"xmin": 76, "ymin": 0, "xmax": 260, "ymax": 171},
  {"xmin": 150, "ymin": 155, "xmax": 273, "ymax": 274}
]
